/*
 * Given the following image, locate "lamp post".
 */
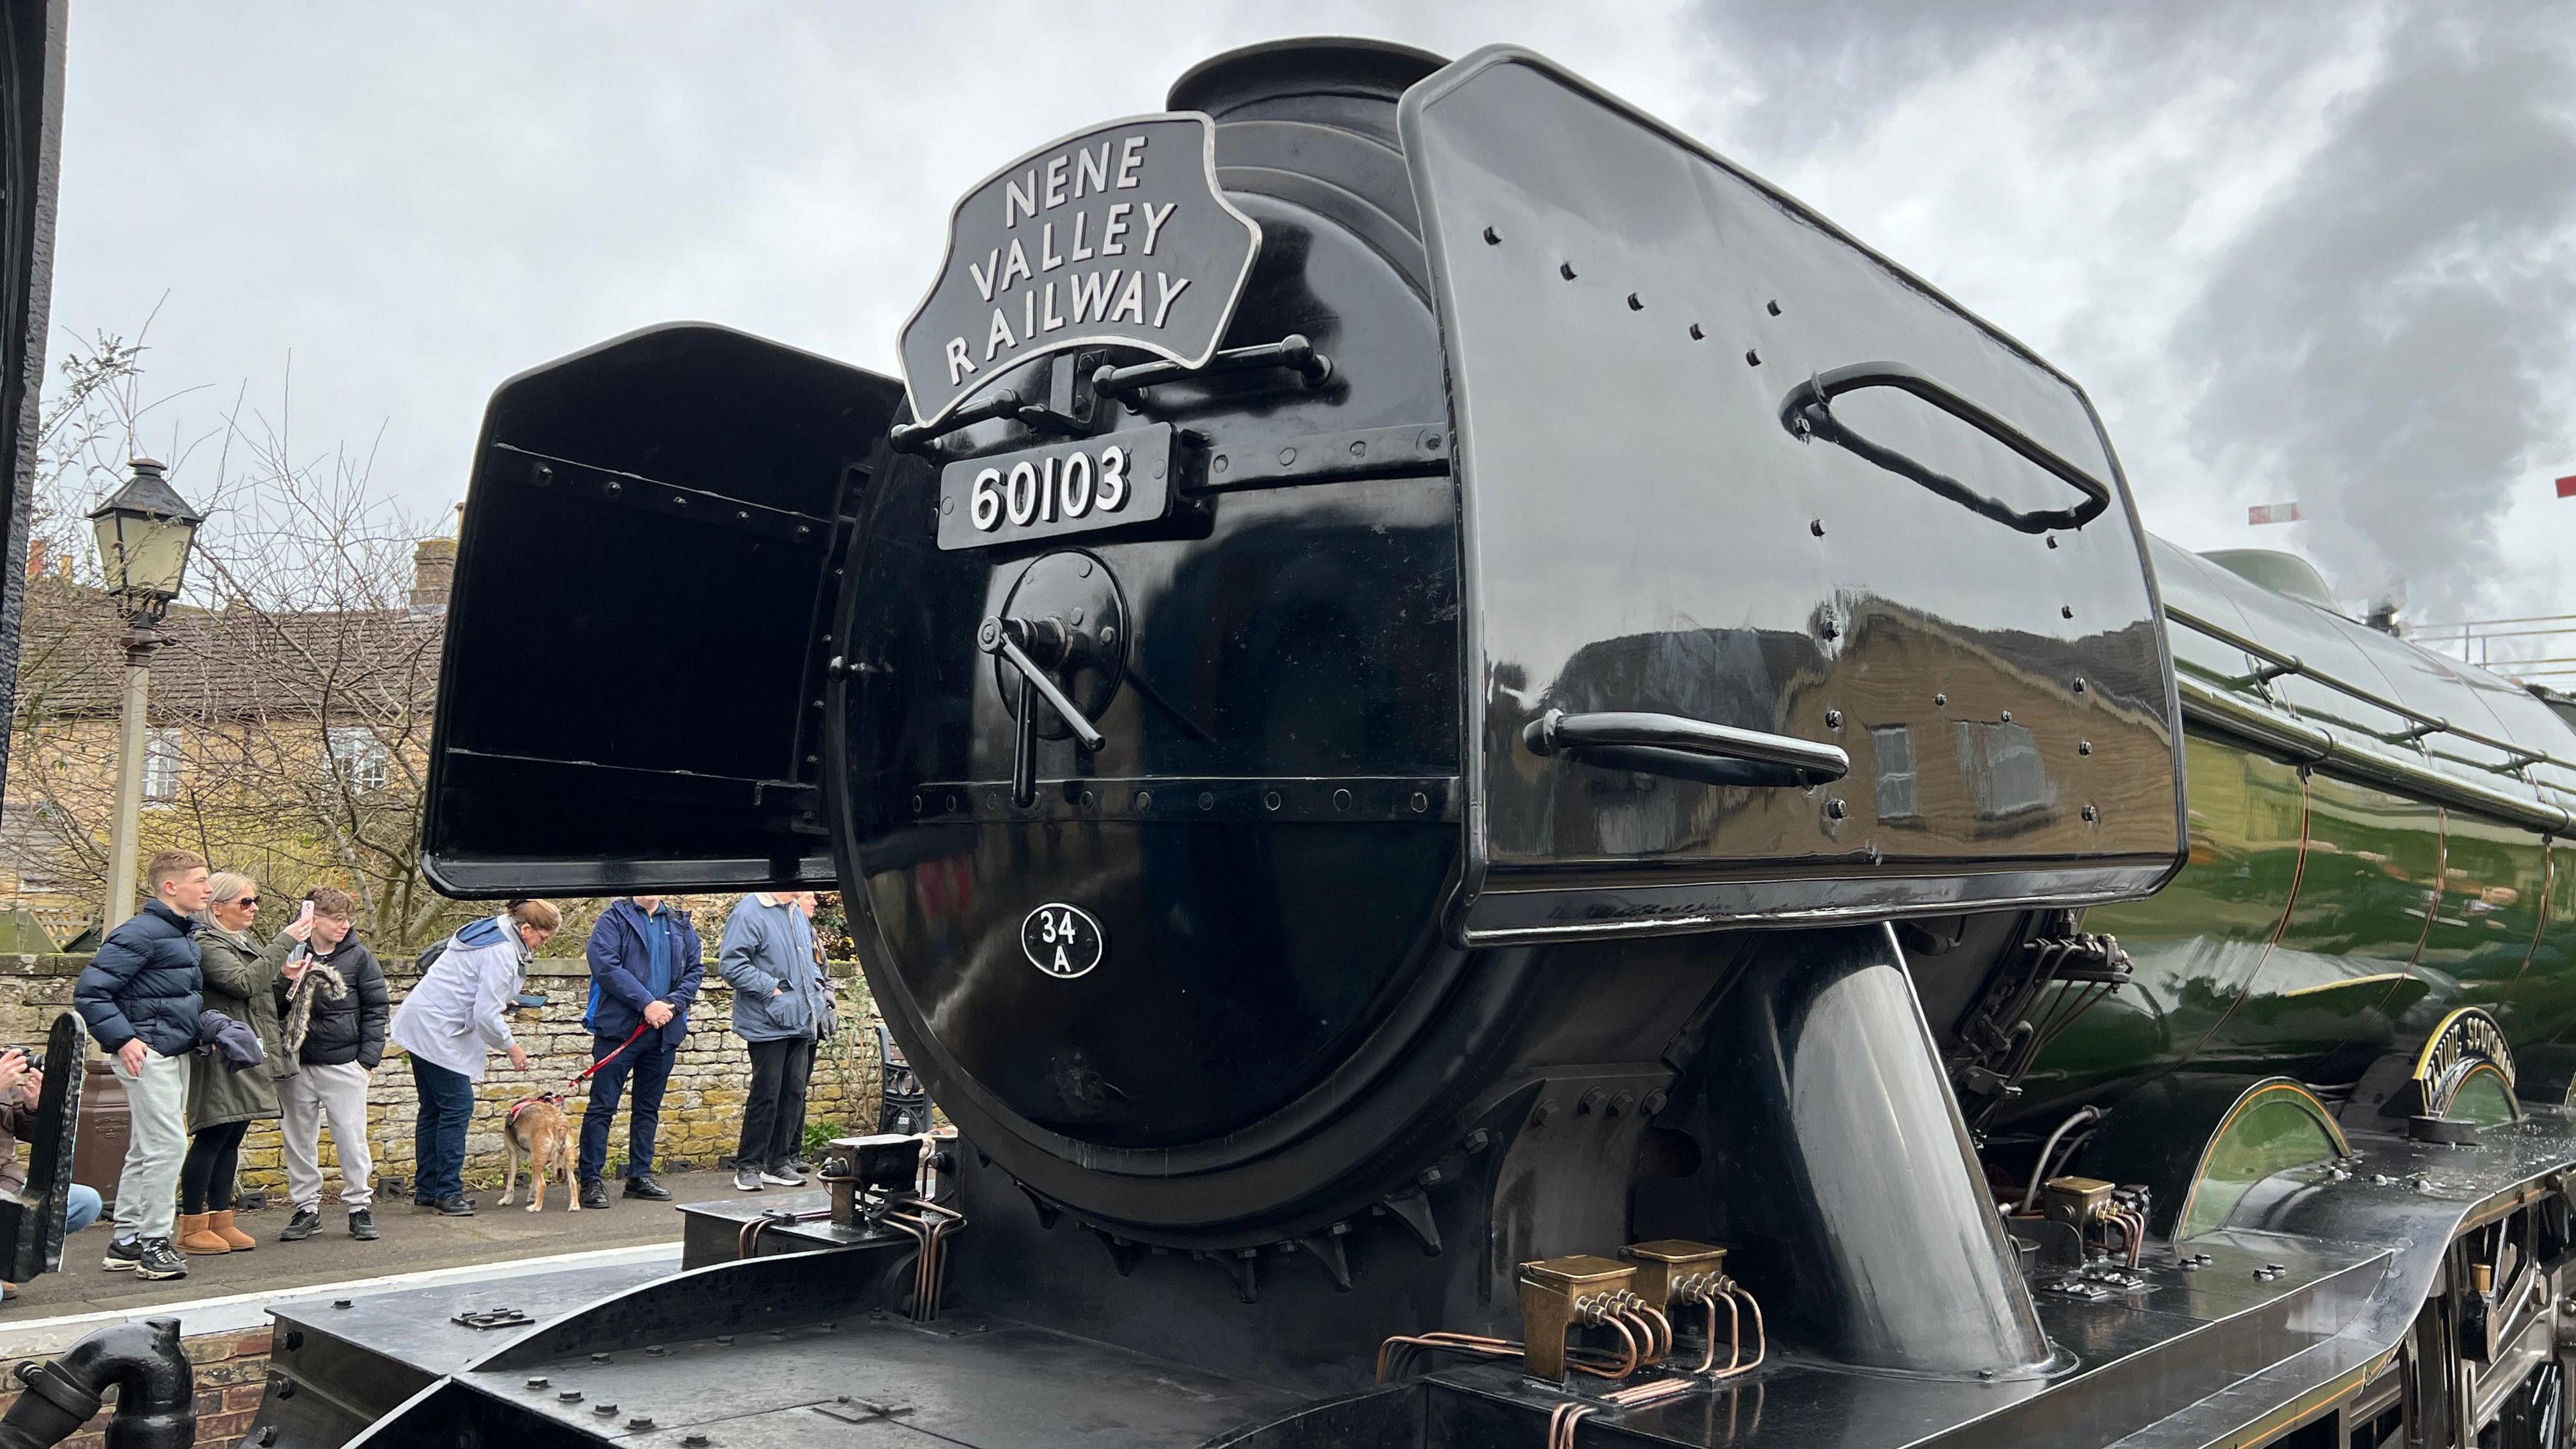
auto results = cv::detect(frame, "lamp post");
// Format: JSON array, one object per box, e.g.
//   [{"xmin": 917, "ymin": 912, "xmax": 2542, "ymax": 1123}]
[{"xmin": 87, "ymin": 458, "xmax": 203, "ymax": 929}]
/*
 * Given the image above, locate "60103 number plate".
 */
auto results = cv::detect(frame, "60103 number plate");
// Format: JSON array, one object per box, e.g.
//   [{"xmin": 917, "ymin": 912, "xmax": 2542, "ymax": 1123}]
[{"xmin": 936, "ymin": 423, "xmax": 1173, "ymax": 551}]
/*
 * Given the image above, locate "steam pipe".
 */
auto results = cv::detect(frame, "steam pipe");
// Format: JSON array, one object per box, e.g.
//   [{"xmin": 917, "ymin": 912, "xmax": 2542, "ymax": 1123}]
[
  {"xmin": 0, "ymin": 1317, "xmax": 195, "ymax": 1449},
  {"xmin": 2017, "ymin": 1106, "xmax": 2104, "ymax": 1213}
]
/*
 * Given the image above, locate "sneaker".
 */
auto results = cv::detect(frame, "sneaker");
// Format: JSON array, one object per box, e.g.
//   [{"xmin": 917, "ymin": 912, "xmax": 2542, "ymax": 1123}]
[
  {"xmin": 759, "ymin": 1165, "xmax": 804, "ymax": 1187},
  {"xmin": 429, "ymin": 1195, "xmax": 476, "ymax": 1218},
  {"xmin": 280, "ymin": 1208, "xmax": 323, "ymax": 1242},
  {"xmin": 578, "ymin": 1179, "xmax": 610, "ymax": 1211},
  {"xmin": 783, "ymin": 1155, "xmax": 812, "ymax": 1176},
  {"xmin": 102, "ymin": 1236, "xmax": 144, "ymax": 1272},
  {"xmin": 133, "ymin": 1238, "xmax": 188, "ymax": 1281},
  {"xmin": 347, "ymin": 1210, "xmax": 378, "ymax": 1241},
  {"xmin": 623, "ymin": 1175, "xmax": 672, "ymax": 1201},
  {"xmin": 733, "ymin": 1166, "xmax": 765, "ymax": 1192}
]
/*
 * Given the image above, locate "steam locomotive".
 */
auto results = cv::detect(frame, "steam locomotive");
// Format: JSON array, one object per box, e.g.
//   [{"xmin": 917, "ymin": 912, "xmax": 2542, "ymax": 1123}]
[{"xmin": 241, "ymin": 37, "xmax": 2576, "ymax": 1449}]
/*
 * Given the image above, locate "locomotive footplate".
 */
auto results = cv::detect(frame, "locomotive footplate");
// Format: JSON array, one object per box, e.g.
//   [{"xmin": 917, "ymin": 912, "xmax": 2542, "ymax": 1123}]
[
  {"xmin": 677, "ymin": 1188, "xmax": 881, "ymax": 1271},
  {"xmin": 242, "ymin": 1114, "xmax": 2576, "ymax": 1446}
]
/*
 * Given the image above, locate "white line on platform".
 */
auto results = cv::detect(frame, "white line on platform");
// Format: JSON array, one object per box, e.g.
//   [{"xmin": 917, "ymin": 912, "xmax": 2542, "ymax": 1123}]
[{"xmin": 0, "ymin": 1240, "xmax": 682, "ymax": 1359}]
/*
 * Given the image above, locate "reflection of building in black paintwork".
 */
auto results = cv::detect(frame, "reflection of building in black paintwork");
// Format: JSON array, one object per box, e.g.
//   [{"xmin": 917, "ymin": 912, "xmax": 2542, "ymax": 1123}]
[{"xmin": 1507, "ymin": 603, "xmax": 2173, "ymax": 867}]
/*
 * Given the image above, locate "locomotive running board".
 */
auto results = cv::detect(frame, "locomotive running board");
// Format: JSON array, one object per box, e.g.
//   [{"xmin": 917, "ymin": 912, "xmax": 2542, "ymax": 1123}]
[{"xmin": 252, "ymin": 1112, "xmax": 2576, "ymax": 1448}]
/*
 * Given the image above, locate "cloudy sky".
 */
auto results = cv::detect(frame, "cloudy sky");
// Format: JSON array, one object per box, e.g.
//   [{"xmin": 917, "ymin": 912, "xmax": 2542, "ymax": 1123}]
[{"xmin": 49, "ymin": 3, "xmax": 2576, "ymax": 631}]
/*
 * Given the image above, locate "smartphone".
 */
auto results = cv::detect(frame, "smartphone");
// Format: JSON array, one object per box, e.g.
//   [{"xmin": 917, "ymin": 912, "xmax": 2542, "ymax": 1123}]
[{"xmin": 297, "ymin": 900, "xmax": 315, "ymax": 927}]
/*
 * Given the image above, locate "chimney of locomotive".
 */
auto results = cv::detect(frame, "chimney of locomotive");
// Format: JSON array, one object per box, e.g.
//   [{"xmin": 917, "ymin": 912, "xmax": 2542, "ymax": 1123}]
[{"xmin": 1167, "ymin": 38, "xmax": 1446, "ymax": 271}]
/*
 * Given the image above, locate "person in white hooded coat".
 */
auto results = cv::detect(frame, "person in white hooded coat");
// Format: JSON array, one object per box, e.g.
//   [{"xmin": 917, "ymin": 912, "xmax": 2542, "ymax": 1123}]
[{"xmin": 387, "ymin": 899, "xmax": 558, "ymax": 1215}]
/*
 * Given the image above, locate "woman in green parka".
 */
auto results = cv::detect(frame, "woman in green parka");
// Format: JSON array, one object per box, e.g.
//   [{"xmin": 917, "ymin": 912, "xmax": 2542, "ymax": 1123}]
[{"xmin": 180, "ymin": 871, "xmax": 310, "ymax": 1255}]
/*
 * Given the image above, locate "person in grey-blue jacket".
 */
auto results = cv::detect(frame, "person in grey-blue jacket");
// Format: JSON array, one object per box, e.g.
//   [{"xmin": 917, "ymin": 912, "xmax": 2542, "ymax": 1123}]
[{"xmin": 716, "ymin": 893, "xmax": 826, "ymax": 1192}]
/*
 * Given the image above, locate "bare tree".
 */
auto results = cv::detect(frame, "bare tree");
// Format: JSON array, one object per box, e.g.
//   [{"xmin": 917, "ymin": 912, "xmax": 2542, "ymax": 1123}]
[{"xmin": 9, "ymin": 329, "xmax": 472, "ymax": 950}]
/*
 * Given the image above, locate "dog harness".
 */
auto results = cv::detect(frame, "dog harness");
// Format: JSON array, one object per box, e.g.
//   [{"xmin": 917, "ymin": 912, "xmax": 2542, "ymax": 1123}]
[
  {"xmin": 505, "ymin": 1092, "xmax": 566, "ymax": 1130},
  {"xmin": 507, "ymin": 1022, "xmax": 655, "ymax": 1129}
]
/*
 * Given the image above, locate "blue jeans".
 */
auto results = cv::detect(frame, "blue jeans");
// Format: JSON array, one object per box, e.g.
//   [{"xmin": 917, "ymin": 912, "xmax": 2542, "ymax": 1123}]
[
  {"xmin": 411, "ymin": 1058, "xmax": 476, "ymax": 1202},
  {"xmin": 578, "ymin": 1036, "xmax": 676, "ymax": 1183}
]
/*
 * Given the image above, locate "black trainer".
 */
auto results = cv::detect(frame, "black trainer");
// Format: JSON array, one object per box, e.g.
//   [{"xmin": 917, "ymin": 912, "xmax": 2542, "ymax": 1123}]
[
  {"xmin": 133, "ymin": 1238, "xmax": 188, "ymax": 1281},
  {"xmin": 280, "ymin": 1208, "xmax": 323, "ymax": 1242},
  {"xmin": 624, "ymin": 1175, "xmax": 673, "ymax": 1201},
  {"xmin": 578, "ymin": 1179, "xmax": 610, "ymax": 1211},
  {"xmin": 347, "ymin": 1209, "xmax": 378, "ymax": 1241},
  {"xmin": 102, "ymin": 1236, "xmax": 144, "ymax": 1272},
  {"xmin": 429, "ymin": 1195, "xmax": 476, "ymax": 1217}
]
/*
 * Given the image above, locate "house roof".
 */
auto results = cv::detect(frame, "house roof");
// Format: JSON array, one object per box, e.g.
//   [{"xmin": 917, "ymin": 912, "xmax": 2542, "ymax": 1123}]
[{"xmin": 13, "ymin": 576, "xmax": 443, "ymax": 725}]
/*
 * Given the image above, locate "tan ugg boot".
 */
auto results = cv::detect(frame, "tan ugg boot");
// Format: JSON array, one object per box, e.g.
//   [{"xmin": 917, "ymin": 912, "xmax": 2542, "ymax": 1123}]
[
  {"xmin": 176, "ymin": 1213, "xmax": 231, "ymax": 1255},
  {"xmin": 210, "ymin": 1210, "xmax": 256, "ymax": 1250}
]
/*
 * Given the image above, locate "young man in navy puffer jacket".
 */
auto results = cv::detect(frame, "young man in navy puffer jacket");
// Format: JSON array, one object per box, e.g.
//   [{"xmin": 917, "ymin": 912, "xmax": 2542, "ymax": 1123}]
[{"xmin": 73, "ymin": 849, "xmax": 214, "ymax": 1281}]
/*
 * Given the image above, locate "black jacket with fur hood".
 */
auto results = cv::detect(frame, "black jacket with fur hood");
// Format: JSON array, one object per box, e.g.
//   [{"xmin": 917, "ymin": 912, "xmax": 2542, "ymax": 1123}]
[{"xmin": 280, "ymin": 934, "xmax": 390, "ymax": 1069}]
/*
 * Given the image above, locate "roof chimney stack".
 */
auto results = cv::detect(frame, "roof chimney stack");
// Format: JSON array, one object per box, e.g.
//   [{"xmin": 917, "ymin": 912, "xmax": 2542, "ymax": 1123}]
[{"xmin": 410, "ymin": 537, "xmax": 456, "ymax": 616}]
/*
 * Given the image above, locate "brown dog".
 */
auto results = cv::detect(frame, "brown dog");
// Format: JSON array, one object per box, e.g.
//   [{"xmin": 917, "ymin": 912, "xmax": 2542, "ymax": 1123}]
[{"xmin": 498, "ymin": 1094, "xmax": 579, "ymax": 1213}]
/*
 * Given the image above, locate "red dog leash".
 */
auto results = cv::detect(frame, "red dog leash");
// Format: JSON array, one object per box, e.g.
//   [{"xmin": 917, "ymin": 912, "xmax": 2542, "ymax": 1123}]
[
  {"xmin": 571, "ymin": 1022, "xmax": 653, "ymax": 1087},
  {"xmin": 508, "ymin": 1022, "xmax": 653, "ymax": 1124}
]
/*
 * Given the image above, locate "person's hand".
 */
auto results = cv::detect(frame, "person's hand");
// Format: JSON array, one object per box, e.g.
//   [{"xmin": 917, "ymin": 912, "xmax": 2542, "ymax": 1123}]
[
  {"xmin": 282, "ymin": 914, "xmax": 315, "ymax": 944},
  {"xmin": 117, "ymin": 1040, "xmax": 147, "ymax": 1075},
  {"xmin": 21, "ymin": 1067, "xmax": 42, "ymax": 1101},
  {"xmin": 0, "ymin": 1051, "xmax": 27, "ymax": 1097},
  {"xmin": 507, "ymin": 1044, "xmax": 529, "ymax": 1072},
  {"xmin": 643, "ymin": 1000, "xmax": 674, "ymax": 1028},
  {"xmin": 282, "ymin": 958, "xmax": 309, "ymax": 982},
  {"xmin": 771, "ymin": 985, "xmax": 786, "ymax": 998}
]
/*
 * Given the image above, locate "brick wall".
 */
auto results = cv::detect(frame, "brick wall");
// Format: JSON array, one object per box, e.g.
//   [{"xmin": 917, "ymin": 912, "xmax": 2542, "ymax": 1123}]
[
  {"xmin": 0, "ymin": 953, "xmax": 887, "ymax": 1197},
  {"xmin": 0, "ymin": 1324, "xmax": 272, "ymax": 1449}
]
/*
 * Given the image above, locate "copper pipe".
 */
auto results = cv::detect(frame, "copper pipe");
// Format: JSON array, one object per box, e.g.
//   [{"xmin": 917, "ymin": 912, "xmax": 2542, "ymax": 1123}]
[
  {"xmin": 1547, "ymin": 1401, "xmax": 1597, "ymax": 1449},
  {"xmin": 1611, "ymin": 1309, "xmax": 1652, "ymax": 1368},
  {"xmin": 1635, "ymin": 1303, "xmax": 1672, "ymax": 1363},
  {"xmin": 1605, "ymin": 1375, "xmax": 1695, "ymax": 1408},
  {"xmin": 1373, "ymin": 1335, "xmax": 1517, "ymax": 1383},
  {"xmin": 1729, "ymin": 1287, "xmax": 1767, "ymax": 1375},
  {"xmin": 880, "ymin": 1212, "xmax": 930, "ymax": 1311},
  {"xmin": 1570, "ymin": 1313, "xmax": 1640, "ymax": 1379},
  {"xmin": 887, "ymin": 1203, "xmax": 961, "ymax": 1319},
  {"xmin": 1694, "ymin": 1290, "xmax": 1741, "ymax": 1376}
]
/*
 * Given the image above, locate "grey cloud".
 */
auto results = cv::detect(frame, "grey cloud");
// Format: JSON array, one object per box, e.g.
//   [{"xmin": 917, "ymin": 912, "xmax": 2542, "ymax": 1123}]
[
  {"xmin": 2181, "ymin": 11, "xmax": 2576, "ymax": 616},
  {"xmin": 47, "ymin": 4, "xmax": 2576, "ymax": 621},
  {"xmin": 1684, "ymin": 1, "xmax": 2576, "ymax": 618}
]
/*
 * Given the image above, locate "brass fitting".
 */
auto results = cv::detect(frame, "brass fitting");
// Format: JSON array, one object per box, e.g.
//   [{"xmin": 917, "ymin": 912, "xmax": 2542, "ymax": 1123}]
[
  {"xmin": 1518, "ymin": 1255, "xmax": 1635, "ymax": 1382},
  {"xmin": 1622, "ymin": 1240, "xmax": 1729, "ymax": 1305},
  {"xmin": 2040, "ymin": 1175, "xmax": 2113, "ymax": 1232}
]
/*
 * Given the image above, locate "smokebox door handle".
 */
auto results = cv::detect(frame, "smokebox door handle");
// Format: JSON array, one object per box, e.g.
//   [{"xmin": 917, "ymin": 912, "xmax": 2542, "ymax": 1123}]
[
  {"xmin": 1780, "ymin": 362, "xmax": 2114, "ymax": 535},
  {"xmin": 1523, "ymin": 709, "xmax": 1849, "ymax": 788}
]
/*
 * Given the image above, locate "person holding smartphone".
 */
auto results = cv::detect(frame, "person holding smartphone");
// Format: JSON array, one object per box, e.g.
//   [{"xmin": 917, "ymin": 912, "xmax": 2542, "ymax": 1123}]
[
  {"xmin": 276, "ymin": 888, "xmax": 388, "ymax": 1242},
  {"xmin": 180, "ymin": 874, "xmax": 312, "ymax": 1255}
]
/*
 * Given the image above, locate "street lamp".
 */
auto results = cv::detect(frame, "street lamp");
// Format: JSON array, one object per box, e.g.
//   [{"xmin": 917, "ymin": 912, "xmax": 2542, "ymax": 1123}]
[{"xmin": 87, "ymin": 458, "xmax": 203, "ymax": 928}]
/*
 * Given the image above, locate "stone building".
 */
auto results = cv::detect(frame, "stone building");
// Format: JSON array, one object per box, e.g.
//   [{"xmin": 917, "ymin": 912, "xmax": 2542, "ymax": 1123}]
[{"xmin": 2, "ymin": 538, "xmax": 457, "ymax": 946}]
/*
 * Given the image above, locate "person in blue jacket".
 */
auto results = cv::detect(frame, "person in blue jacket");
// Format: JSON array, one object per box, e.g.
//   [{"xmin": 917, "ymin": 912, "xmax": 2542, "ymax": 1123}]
[
  {"xmin": 72, "ymin": 849, "xmax": 215, "ymax": 1281},
  {"xmin": 576, "ymin": 896, "xmax": 703, "ymax": 1208}
]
